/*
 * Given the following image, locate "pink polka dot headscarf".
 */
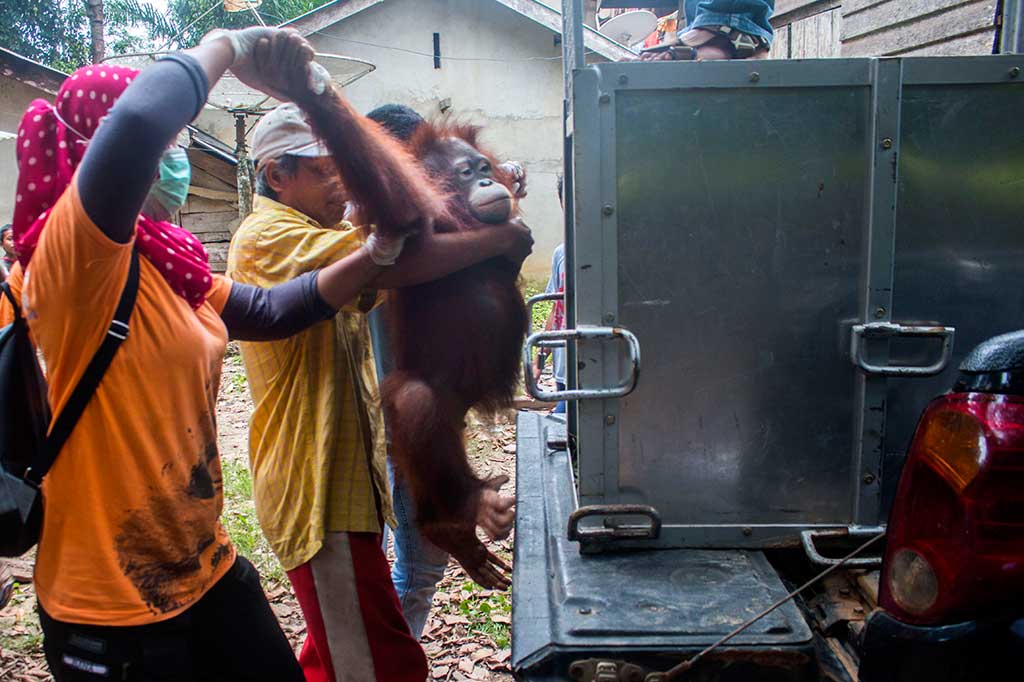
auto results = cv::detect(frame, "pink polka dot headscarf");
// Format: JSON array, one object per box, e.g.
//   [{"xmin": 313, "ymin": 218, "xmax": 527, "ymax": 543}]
[{"xmin": 13, "ymin": 64, "xmax": 213, "ymax": 309}]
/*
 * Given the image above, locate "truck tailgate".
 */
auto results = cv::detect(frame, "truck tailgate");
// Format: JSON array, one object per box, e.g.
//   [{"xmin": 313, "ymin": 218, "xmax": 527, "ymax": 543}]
[{"xmin": 513, "ymin": 411, "xmax": 816, "ymax": 681}]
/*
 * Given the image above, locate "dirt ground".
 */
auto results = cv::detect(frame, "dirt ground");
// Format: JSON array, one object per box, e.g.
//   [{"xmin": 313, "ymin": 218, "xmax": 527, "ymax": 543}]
[{"xmin": 0, "ymin": 342, "xmax": 548, "ymax": 681}]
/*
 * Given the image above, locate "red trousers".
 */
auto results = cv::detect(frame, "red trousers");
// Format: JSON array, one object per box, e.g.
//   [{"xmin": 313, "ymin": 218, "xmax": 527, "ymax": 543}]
[{"xmin": 287, "ymin": 532, "xmax": 428, "ymax": 682}]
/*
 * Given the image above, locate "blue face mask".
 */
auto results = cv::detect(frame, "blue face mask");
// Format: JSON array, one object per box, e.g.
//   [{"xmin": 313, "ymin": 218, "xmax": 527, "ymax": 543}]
[{"xmin": 148, "ymin": 147, "xmax": 191, "ymax": 216}]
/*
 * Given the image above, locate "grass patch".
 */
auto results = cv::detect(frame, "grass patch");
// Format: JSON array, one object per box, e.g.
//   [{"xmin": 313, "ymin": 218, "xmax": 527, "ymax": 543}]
[
  {"xmin": 230, "ymin": 371, "xmax": 248, "ymax": 393},
  {"xmin": 220, "ymin": 458, "xmax": 285, "ymax": 585},
  {"xmin": 223, "ymin": 455, "xmax": 254, "ymax": 499},
  {"xmin": 456, "ymin": 581, "xmax": 511, "ymax": 650},
  {"xmin": 0, "ymin": 629, "xmax": 44, "ymax": 655},
  {"xmin": 0, "ymin": 584, "xmax": 44, "ymax": 655},
  {"xmin": 522, "ymin": 278, "xmax": 554, "ymax": 333}
]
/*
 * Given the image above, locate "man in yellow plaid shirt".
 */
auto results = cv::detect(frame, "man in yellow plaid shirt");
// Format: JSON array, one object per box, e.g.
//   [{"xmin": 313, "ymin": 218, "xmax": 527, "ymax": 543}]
[{"xmin": 227, "ymin": 104, "xmax": 530, "ymax": 682}]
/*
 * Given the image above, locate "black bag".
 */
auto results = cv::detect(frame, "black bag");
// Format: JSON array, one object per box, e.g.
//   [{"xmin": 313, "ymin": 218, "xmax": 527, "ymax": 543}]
[{"xmin": 0, "ymin": 251, "xmax": 139, "ymax": 557}]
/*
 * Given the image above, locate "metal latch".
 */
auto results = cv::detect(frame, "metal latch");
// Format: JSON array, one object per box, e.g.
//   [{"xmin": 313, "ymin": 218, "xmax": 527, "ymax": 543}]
[
  {"xmin": 525, "ymin": 291, "xmax": 568, "ymax": 352},
  {"xmin": 523, "ymin": 325, "xmax": 641, "ymax": 401},
  {"xmin": 522, "ymin": 292, "xmax": 641, "ymax": 401},
  {"xmin": 569, "ymin": 659, "xmax": 652, "ymax": 682},
  {"xmin": 801, "ymin": 526, "xmax": 886, "ymax": 568},
  {"xmin": 850, "ymin": 322, "xmax": 955, "ymax": 377},
  {"xmin": 568, "ymin": 504, "xmax": 661, "ymax": 546},
  {"xmin": 526, "ymin": 291, "xmax": 565, "ymax": 332}
]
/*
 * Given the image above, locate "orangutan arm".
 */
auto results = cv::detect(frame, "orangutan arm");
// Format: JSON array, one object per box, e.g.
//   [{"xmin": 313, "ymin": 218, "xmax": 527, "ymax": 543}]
[{"xmin": 293, "ymin": 87, "xmax": 448, "ymax": 241}]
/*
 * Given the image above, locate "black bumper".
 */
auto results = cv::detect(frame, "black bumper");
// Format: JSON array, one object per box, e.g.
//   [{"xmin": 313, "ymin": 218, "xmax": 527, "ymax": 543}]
[{"xmin": 859, "ymin": 610, "xmax": 1024, "ymax": 682}]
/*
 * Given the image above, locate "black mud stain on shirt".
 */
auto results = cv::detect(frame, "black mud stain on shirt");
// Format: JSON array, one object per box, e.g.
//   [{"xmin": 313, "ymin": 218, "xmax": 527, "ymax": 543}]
[
  {"xmin": 186, "ymin": 444, "xmax": 222, "ymax": 499},
  {"xmin": 187, "ymin": 462, "xmax": 215, "ymax": 499},
  {"xmin": 115, "ymin": 446, "xmax": 223, "ymax": 614},
  {"xmin": 210, "ymin": 543, "xmax": 232, "ymax": 570}
]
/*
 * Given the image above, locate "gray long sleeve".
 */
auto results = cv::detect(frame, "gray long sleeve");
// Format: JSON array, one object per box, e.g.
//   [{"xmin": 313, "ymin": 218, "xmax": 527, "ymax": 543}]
[
  {"xmin": 220, "ymin": 270, "xmax": 337, "ymax": 341},
  {"xmin": 78, "ymin": 54, "xmax": 208, "ymax": 242}
]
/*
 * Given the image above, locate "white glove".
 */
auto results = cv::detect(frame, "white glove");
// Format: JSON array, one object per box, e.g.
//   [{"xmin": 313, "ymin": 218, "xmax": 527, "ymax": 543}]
[
  {"xmin": 307, "ymin": 61, "xmax": 330, "ymax": 96},
  {"xmin": 202, "ymin": 28, "xmax": 330, "ymax": 97},
  {"xmin": 200, "ymin": 27, "xmax": 272, "ymax": 65},
  {"xmin": 364, "ymin": 232, "xmax": 407, "ymax": 266}
]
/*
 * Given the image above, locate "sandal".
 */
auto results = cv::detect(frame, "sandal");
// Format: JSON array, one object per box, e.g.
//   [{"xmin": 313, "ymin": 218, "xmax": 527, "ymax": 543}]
[
  {"xmin": 638, "ymin": 27, "xmax": 770, "ymax": 61},
  {"xmin": 680, "ymin": 27, "xmax": 770, "ymax": 60}
]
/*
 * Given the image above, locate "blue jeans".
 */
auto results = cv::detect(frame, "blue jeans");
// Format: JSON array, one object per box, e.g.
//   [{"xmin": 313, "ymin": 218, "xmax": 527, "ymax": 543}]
[
  {"xmin": 685, "ymin": 0, "xmax": 775, "ymax": 43},
  {"xmin": 383, "ymin": 460, "xmax": 450, "ymax": 640},
  {"xmin": 369, "ymin": 307, "xmax": 450, "ymax": 639},
  {"xmin": 553, "ymin": 381, "xmax": 566, "ymax": 414}
]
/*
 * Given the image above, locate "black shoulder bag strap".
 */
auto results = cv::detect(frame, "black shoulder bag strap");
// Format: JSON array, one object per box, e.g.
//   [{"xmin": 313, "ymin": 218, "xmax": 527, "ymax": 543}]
[
  {"xmin": 0, "ymin": 283, "xmax": 17, "ymax": 317},
  {"xmin": 25, "ymin": 249, "xmax": 140, "ymax": 486}
]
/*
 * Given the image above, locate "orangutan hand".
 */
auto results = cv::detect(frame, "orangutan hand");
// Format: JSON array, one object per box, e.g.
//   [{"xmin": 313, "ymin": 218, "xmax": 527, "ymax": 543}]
[
  {"xmin": 477, "ymin": 475, "xmax": 515, "ymax": 541},
  {"xmin": 422, "ymin": 520, "xmax": 512, "ymax": 590},
  {"xmin": 228, "ymin": 28, "xmax": 319, "ymax": 103},
  {"xmin": 499, "ymin": 217, "xmax": 534, "ymax": 268},
  {"xmin": 500, "ymin": 161, "xmax": 528, "ymax": 199}
]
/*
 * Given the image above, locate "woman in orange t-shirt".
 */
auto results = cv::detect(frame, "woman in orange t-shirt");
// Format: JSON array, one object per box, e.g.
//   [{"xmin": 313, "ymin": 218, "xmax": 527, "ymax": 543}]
[{"xmin": 5, "ymin": 28, "xmax": 445, "ymax": 682}]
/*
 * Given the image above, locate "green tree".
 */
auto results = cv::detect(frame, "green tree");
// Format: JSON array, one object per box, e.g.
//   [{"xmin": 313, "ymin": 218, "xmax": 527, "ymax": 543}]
[
  {"xmin": 0, "ymin": 0, "xmax": 326, "ymax": 73},
  {"xmin": 107, "ymin": 0, "xmax": 325, "ymax": 50},
  {"xmin": 85, "ymin": 0, "xmax": 106, "ymax": 62},
  {"xmin": 0, "ymin": 0, "xmax": 91, "ymax": 72}
]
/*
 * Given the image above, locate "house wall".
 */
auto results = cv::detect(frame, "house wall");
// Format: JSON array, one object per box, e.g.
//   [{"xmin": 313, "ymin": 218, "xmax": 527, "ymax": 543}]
[
  {"xmin": 771, "ymin": 2, "xmax": 844, "ymax": 58},
  {"xmin": 0, "ymin": 75, "xmax": 238, "ymax": 272},
  {"xmin": 302, "ymin": 0, "xmax": 572, "ymax": 280},
  {"xmin": 0, "ymin": 78, "xmax": 51, "ymax": 225},
  {"xmin": 192, "ymin": 108, "xmax": 237, "ymax": 149},
  {"xmin": 841, "ymin": 0, "xmax": 999, "ymax": 57},
  {"xmin": 178, "ymin": 149, "xmax": 241, "ymax": 273},
  {"xmin": 770, "ymin": 0, "xmax": 1000, "ymax": 58}
]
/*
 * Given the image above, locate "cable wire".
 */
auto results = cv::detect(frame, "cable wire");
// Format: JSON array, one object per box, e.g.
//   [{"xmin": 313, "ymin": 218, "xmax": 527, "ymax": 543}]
[
  {"xmin": 304, "ymin": 27, "xmax": 610, "ymax": 63},
  {"xmin": 660, "ymin": 533, "xmax": 886, "ymax": 681},
  {"xmin": 156, "ymin": 0, "xmax": 223, "ymax": 52}
]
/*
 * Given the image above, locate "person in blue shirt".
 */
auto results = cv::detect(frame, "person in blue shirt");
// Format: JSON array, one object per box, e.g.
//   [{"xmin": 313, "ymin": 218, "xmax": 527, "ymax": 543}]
[{"xmin": 536, "ymin": 241, "xmax": 567, "ymax": 414}]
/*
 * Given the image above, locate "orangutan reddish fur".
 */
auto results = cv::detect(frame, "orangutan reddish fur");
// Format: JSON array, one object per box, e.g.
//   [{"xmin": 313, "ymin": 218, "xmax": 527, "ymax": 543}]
[
  {"xmin": 379, "ymin": 123, "xmax": 528, "ymax": 576},
  {"xmin": 296, "ymin": 83, "xmax": 526, "ymax": 583},
  {"xmin": 295, "ymin": 87, "xmax": 449, "ymax": 238}
]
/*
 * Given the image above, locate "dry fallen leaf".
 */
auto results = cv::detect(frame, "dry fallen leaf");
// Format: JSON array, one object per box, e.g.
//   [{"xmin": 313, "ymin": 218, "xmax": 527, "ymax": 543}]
[
  {"xmin": 270, "ymin": 603, "xmax": 293, "ymax": 619},
  {"xmin": 265, "ymin": 585, "xmax": 288, "ymax": 601}
]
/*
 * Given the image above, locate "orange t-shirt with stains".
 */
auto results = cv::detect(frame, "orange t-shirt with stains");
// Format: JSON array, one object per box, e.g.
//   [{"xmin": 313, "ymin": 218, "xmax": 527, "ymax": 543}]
[{"xmin": 7, "ymin": 179, "xmax": 236, "ymax": 626}]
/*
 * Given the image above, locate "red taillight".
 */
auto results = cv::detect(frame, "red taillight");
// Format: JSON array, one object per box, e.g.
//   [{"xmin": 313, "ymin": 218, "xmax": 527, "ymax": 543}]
[{"xmin": 879, "ymin": 393, "xmax": 1024, "ymax": 625}]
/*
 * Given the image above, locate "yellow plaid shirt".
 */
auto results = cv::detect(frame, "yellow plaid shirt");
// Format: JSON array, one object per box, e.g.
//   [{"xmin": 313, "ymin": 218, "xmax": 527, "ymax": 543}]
[{"xmin": 227, "ymin": 196, "xmax": 394, "ymax": 571}]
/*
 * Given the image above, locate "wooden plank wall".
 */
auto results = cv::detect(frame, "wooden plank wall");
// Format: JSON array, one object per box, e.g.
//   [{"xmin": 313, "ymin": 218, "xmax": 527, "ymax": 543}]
[
  {"xmin": 178, "ymin": 149, "xmax": 239, "ymax": 273},
  {"xmin": 770, "ymin": 0, "xmax": 999, "ymax": 58},
  {"xmin": 772, "ymin": 7, "xmax": 843, "ymax": 58},
  {"xmin": 771, "ymin": 0, "xmax": 844, "ymax": 58},
  {"xmin": 841, "ymin": 0, "xmax": 998, "ymax": 56}
]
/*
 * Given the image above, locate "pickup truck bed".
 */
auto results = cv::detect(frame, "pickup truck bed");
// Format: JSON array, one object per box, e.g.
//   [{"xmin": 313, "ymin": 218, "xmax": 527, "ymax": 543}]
[{"xmin": 512, "ymin": 412, "xmax": 820, "ymax": 682}]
